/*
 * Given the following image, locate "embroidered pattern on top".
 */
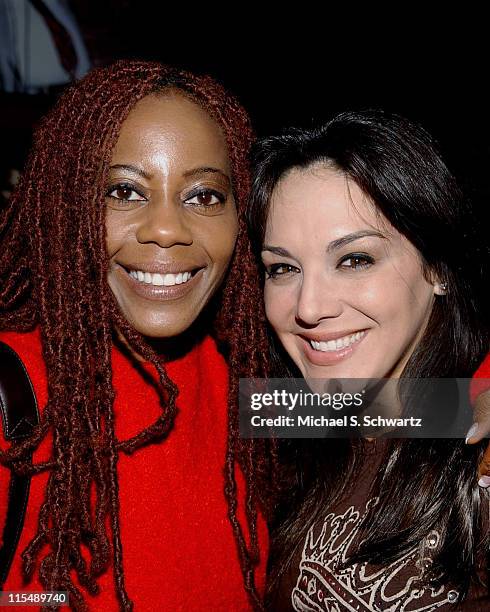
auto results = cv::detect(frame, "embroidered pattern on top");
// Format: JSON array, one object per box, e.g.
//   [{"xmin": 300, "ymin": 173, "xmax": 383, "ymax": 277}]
[{"xmin": 291, "ymin": 498, "xmax": 458, "ymax": 611}]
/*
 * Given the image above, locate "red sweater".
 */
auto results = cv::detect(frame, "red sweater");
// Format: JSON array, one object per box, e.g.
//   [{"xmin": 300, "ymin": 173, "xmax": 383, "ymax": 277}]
[{"xmin": 0, "ymin": 329, "xmax": 267, "ymax": 611}]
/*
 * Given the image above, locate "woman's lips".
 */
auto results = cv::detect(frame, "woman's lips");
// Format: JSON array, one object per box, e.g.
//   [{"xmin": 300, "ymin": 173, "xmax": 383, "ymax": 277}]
[
  {"xmin": 115, "ymin": 264, "xmax": 205, "ymax": 302},
  {"xmin": 299, "ymin": 330, "xmax": 367, "ymax": 366}
]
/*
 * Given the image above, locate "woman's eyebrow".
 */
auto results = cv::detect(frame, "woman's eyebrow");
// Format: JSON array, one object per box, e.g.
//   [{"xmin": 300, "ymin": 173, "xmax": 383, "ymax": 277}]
[
  {"xmin": 109, "ymin": 163, "xmax": 151, "ymax": 180},
  {"xmin": 108, "ymin": 164, "xmax": 231, "ymax": 185},
  {"xmin": 261, "ymin": 245, "xmax": 293, "ymax": 257},
  {"xmin": 183, "ymin": 167, "xmax": 231, "ymax": 184},
  {"xmin": 262, "ymin": 231, "xmax": 386, "ymax": 257},
  {"xmin": 326, "ymin": 230, "xmax": 386, "ymax": 252}
]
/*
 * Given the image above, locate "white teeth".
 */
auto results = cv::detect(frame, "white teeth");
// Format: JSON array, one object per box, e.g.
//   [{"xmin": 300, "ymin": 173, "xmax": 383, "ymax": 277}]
[
  {"xmin": 129, "ymin": 269, "xmax": 195, "ymax": 287},
  {"xmin": 310, "ymin": 331, "xmax": 365, "ymax": 352}
]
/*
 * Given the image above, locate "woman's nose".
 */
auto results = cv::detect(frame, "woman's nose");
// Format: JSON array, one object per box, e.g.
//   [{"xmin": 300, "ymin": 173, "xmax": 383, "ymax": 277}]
[
  {"xmin": 295, "ymin": 273, "xmax": 343, "ymax": 326},
  {"xmin": 135, "ymin": 196, "xmax": 193, "ymax": 248}
]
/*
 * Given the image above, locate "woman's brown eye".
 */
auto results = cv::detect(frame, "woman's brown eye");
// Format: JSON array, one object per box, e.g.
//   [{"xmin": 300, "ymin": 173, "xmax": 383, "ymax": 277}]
[
  {"xmin": 185, "ymin": 190, "xmax": 225, "ymax": 207},
  {"xmin": 106, "ymin": 184, "xmax": 145, "ymax": 202},
  {"xmin": 197, "ymin": 192, "xmax": 213, "ymax": 205},
  {"xmin": 116, "ymin": 187, "xmax": 133, "ymax": 200},
  {"xmin": 339, "ymin": 254, "xmax": 374, "ymax": 270}
]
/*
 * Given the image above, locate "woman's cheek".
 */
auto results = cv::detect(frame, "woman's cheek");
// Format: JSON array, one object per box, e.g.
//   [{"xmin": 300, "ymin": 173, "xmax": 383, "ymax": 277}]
[{"xmin": 264, "ymin": 282, "xmax": 293, "ymax": 331}]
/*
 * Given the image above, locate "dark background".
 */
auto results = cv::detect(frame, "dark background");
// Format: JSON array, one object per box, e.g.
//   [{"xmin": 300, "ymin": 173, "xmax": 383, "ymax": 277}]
[{"xmin": 1, "ymin": 2, "xmax": 488, "ymax": 220}]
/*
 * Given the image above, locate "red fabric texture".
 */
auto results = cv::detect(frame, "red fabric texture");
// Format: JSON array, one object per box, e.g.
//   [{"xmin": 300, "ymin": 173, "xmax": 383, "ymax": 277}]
[
  {"xmin": 0, "ymin": 329, "xmax": 267, "ymax": 611},
  {"xmin": 470, "ymin": 353, "xmax": 490, "ymax": 403}
]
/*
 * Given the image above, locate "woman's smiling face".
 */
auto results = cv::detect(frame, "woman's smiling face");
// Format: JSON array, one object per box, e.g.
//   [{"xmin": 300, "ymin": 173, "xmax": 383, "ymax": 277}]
[
  {"xmin": 262, "ymin": 164, "xmax": 437, "ymax": 380},
  {"xmin": 105, "ymin": 92, "xmax": 238, "ymax": 338}
]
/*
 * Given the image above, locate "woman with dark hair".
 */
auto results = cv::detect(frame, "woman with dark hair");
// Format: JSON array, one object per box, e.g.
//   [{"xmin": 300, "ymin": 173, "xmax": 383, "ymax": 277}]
[
  {"xmin": 0, "ymin": 61, "xmax": 271, "ymax": 611},
  {"xmin": 246, "ymin": 111, "xmax": 490, "ymax": 610}
]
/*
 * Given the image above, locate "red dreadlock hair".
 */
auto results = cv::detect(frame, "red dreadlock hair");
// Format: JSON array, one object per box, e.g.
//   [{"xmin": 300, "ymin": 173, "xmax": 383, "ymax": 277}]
[{"xmin": 0, "ymin": 60, "xmax": 275, "ymax": 611}]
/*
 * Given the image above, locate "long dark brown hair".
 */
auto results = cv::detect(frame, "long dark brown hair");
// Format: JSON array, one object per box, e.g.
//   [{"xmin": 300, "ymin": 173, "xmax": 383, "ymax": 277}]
[
  {"xmin": 0, "ymin": 61, "xmax": 274, "ymax": 611},
  {"xmin": 247, "ymin": 111, "xmax": 489, "ymax": 603}
]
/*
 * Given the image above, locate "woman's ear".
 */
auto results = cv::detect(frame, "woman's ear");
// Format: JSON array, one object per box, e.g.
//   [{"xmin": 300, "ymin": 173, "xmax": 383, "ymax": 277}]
[
  {"xmin": 427, "ymin": 268, "xmax": 448, "ymax": 296},
  {"xmin": 433, "ymin": 281, "xmax": 448, "ymax": 296}
]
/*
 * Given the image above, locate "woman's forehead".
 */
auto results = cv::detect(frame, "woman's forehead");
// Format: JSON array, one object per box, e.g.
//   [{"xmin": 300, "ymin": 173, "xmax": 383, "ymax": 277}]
[
  {"xmin": 268, "ymin": 167, "xmax": 382, "ymax": 229},
  {"xmin": 110, "ymin": 93, "xmax": 231, "ymax": 174},
  {"xmin": 263, "ymin": 167, "xmax": 410, "ymax": 259}
]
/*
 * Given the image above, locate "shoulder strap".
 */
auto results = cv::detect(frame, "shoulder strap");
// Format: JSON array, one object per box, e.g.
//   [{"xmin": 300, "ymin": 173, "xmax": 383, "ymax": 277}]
[{"xmin": 0, "ymin": 341, "xmax": 39, "ymax": 589}]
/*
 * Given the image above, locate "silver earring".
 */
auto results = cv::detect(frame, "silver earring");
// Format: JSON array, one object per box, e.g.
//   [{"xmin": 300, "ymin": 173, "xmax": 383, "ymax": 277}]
[{"xmin": 435, "ymin": 281, "xmax": 448, "ymax": 295}]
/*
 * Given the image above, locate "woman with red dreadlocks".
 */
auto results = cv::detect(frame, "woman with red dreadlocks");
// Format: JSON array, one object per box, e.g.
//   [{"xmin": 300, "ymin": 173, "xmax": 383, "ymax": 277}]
[{"xmin": 0, "ymin": 61, "xmax": 272, "ymax": 611}]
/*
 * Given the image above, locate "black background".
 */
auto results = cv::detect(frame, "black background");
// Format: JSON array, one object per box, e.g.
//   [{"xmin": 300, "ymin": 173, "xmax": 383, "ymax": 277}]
[{"xmin": 1, "ymin": 5, "xmax": 489, "ymax": 220}]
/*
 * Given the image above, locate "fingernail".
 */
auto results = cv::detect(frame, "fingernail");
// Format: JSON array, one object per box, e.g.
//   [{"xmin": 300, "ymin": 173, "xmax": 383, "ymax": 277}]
[
  {"xmin": 465, "ymin": 423, "xmax": 479, "ymax": 444},
  {"xmin": 478, "ymin": 475, "xmax": 490, "ymax": 488}
]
